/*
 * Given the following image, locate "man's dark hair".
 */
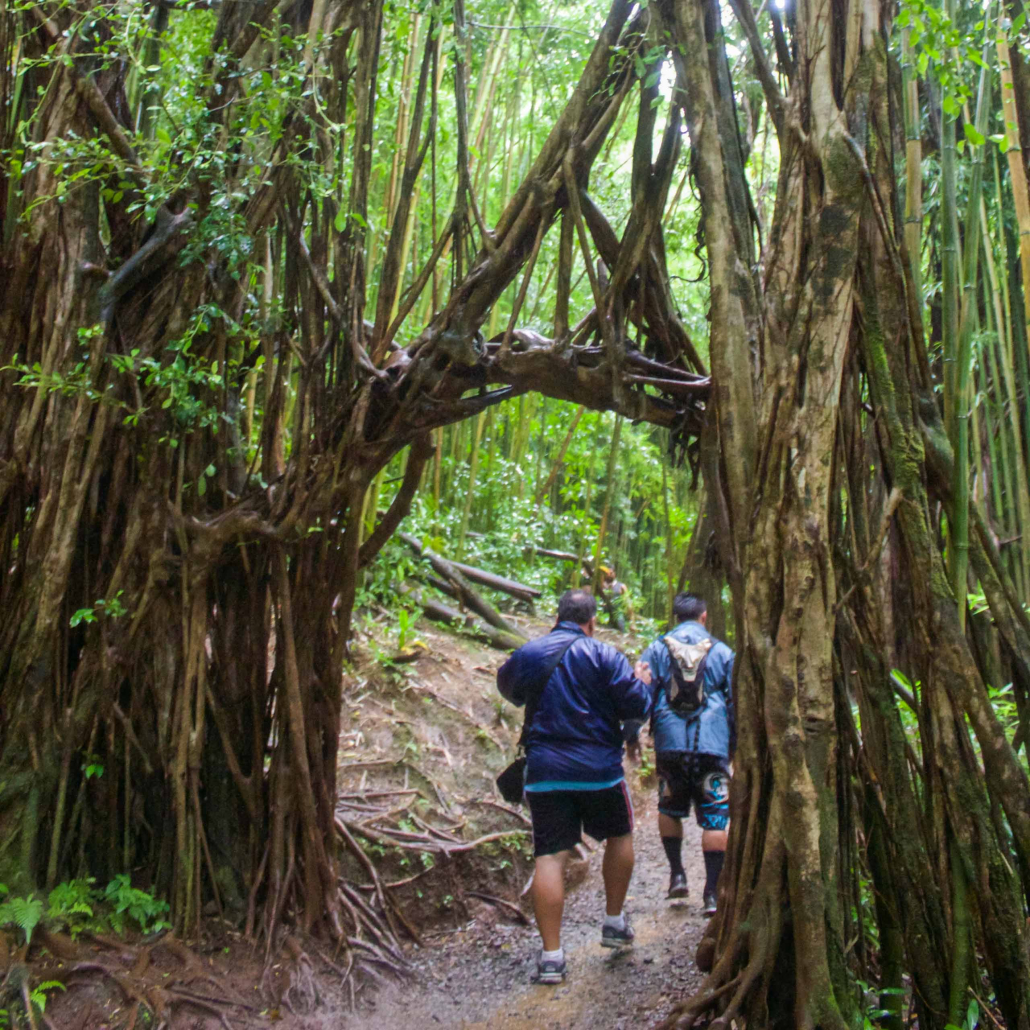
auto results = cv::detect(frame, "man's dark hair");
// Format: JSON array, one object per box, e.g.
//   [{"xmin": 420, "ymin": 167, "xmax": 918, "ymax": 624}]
[
  {"xmin": 673, "ymin": 592, "xmax": 707, "ymax": 622},
  {"xmin": 558, "ymin": 589, "xmax": 597, "ymax": 625}
]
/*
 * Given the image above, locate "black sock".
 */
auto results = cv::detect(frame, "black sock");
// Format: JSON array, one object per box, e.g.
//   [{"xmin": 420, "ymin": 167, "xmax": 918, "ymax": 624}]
[
  {"xmin": 703, "ymin": 849, "xmax": 725, "ymax": 895},
  {"xmin": 662, "ymin": 836, "xmax": 684, "ymax": 876}
]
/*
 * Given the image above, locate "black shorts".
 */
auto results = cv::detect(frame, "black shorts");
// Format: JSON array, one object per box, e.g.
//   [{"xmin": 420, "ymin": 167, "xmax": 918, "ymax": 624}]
[
  {"xmin": 656, "ymin": 753, "xmax": 730, "ymax": 830},
  {"xmin": 526, "ymin": 783, "xmax": 634, "ymax": 857}
]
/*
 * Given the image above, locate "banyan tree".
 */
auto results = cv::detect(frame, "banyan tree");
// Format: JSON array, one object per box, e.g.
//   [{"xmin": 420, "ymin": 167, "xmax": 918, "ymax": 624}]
[{"xmin": 3, "ymin": 0, "xmax": 1030, "ymax": 1026}]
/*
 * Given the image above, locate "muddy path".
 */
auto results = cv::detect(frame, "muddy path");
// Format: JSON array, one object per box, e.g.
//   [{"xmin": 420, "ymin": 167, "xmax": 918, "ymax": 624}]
[{"xmin": 371, "ymin": 785, "xmax": 709, "ymax": 1030}]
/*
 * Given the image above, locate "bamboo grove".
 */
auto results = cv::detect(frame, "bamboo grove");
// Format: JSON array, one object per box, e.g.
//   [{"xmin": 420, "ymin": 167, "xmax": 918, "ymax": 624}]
[{"xmin": 2, "ymin": 0, "xmax": 1030, "ymax": 1027}]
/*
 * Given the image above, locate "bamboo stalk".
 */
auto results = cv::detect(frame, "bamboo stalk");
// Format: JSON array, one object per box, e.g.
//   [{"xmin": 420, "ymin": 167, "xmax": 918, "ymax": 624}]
[
  {"xmin": 591, "ymin": 416, "xmax": 623, "ymax": 592},
  {"xmin": 457, "ymin": 411, "xmax": 487, "ymax": 559},
  {"xmin": 535, "ymin": 406, "xmax": 586, "ymax": 508},
  {"xmin": 950, "ymin": 36, "xmax": 993, "ymax": 627},
  {"xmin": 981, "ymin": 185, "xmax": 1030, "ymax": 597},
  {"xmin": 901, "ymin": 24, "xmax": 923, "ymax": 303},
  {"xmin": 998, "ymin": 17, "xmax": 1030, "ymax": 373}
]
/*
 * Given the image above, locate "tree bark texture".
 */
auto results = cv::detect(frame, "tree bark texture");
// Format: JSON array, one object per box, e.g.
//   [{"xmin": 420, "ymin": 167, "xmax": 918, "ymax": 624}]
[{"xmin": 657, "ymin": 0, "xmax": 1030, "ymax": 1026}]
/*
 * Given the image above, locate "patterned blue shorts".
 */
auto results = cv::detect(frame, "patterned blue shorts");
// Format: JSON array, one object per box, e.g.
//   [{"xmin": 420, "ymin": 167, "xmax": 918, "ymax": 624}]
[{"xmin": 656, "ymin": 753, "xmax": 730, "ymax": 830}]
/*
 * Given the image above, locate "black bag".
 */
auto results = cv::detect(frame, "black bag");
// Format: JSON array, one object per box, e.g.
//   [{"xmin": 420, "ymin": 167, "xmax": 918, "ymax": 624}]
[
  {"xmin": 496, "ymin": 756, "xmax": 527, "ymax": 805},
  {"xmin": 662, "ymin": 635, "xmax": 713, "ymax": 716},
  {"xmin": 495, "ymin": 634, "xmax": 579, "ymax": 805}
]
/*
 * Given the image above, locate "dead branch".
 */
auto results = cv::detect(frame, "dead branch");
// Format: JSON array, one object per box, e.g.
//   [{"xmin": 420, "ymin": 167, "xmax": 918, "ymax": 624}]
[{"xmin": 466, "ymin": 890, "xmax": 530, "ymax": 924}]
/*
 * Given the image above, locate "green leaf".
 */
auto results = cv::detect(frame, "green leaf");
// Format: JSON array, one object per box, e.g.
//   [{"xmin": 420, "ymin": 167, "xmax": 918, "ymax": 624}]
[
  {"xmin": 70, "ymin": 608, "xmax": 96, "ymax": 628},
  {"xmin": 334, "ymin": 208, "xmax": 347, "ymax": 232},
  {"xmin": 963, "ymin": 123, "xmax": 985, "ymax": 146},
  {"xmin": 197, "ymin": 475, "xmax": 207, "ymax": 497}
]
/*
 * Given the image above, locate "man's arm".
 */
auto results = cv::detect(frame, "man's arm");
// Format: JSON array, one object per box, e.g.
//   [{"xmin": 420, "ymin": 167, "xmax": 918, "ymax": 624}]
[
  {"xmin": 608, "ymin": 651, "xmax": 652, "ymax": 722},
  {"xmin": 496, "ymin": 648, "xmax": 530, "ymax": 706}
]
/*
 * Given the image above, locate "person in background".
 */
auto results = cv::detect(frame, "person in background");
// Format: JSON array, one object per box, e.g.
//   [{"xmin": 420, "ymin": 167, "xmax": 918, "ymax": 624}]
[
  {"xmin": 497, "ymin": 589, "xmax": 652, "ymax": 984},
  {"xmin": 600, "ymin": 567, "xmax": 632, "ymax": 631},
  {"xmin": 640, "ymin": 592, "xmax": 734, "ymax": 916}
]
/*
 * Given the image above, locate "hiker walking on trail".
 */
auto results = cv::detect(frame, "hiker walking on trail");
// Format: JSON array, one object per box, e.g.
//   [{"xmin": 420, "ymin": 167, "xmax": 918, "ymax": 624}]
[
  {"xmin": 639, "ymin": 592, "xmax": 734, "ymax": 917},
  {"xmin": 496, "ymin": 589, "xmax": 652, "ymax": 985},
  {"xmin": 600, "ymin": 567, "xmax": 633, "ymax": 632}
]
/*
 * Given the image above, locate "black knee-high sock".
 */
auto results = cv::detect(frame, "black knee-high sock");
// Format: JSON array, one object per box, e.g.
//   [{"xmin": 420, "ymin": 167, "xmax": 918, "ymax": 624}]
[
  {"xmin": 703, "ymin": 849, "xmax": 725, "ymax": 895},
  {"xmin": 662, "ymin": 836, "xmax": 684, "ymax": 876}
]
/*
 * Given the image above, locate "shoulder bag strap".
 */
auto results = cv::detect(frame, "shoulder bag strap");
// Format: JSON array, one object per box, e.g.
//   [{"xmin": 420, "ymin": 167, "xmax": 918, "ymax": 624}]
[{"xmin": 517, "ymin": 634, "xmax": 580, "ymax": 751}]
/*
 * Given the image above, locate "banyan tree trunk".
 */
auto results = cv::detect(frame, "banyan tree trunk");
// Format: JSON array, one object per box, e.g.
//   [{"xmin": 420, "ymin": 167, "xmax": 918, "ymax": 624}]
[
  {"xmin": 658, "ymin": 0, "xmax": 1030, "ymax": 1025},
  {"xmin": 0, "ymin": 0, "xmax": 708, "ymax": 947}
]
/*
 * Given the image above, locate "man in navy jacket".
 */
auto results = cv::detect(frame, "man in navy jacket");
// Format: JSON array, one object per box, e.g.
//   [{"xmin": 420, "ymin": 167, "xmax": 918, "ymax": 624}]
[{"xmin": 497, "ymin": 589, "xmax": 651, "ymax": 984}]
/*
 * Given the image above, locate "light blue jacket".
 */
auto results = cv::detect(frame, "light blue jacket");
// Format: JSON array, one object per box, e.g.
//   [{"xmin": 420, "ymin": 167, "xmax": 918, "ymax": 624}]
[{"xmin": 640, "ymin": 620, "xmax": 735, "ymax": 758}]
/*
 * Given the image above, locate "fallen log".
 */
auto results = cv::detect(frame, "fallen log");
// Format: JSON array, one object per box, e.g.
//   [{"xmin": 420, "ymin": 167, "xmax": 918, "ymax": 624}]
[
  {"xmin": 448, "ymin": 560, "xmax": 542, "ymax": 601},
  {"xmin": 530, "ymin": 546, "xmax": 580, "ymax": 562},
  {"xmin": 398, "ymin": 582, "xmax": 525, "ymax": 651},
  {"xmin": 399, "ymin": 533, "xmax": 526, "ymax": 637},
  {"xmin": 421, "ymin": 597, "xmax": 525, "ymax": 651}
]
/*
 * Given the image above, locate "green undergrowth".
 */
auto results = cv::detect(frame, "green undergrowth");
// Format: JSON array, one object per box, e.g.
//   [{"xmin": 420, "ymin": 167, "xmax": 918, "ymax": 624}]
[
  {"xmin": 0, "ymin": 877, "xmax": 169, "ymax": 1027},
  {"xmin": 0, "ymin": 874, "xmax": 170, "ymax": 946}
]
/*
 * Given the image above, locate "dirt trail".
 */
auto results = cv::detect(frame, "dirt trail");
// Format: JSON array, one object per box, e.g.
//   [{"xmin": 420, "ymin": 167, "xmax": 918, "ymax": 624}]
[{"xmin": 370, "ymin": 784, "xmax": 709, "ymax": 1030}]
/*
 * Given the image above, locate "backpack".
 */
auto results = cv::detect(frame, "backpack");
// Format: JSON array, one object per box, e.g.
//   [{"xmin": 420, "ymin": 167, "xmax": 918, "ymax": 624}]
[{"xmin": 662, "ymin": 635, "xmax": 713, "ymax": 716}]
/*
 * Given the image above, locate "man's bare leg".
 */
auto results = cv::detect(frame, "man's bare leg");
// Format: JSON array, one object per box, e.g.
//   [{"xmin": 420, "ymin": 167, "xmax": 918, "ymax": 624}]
[
  {"xmin": 601, "ymin": 832, "xmax": 634, "ymax": 916},
  {"xmin": 531, "ymin": 850, "xmax": 571, "ymax": 952},
  {"xmin": 702, "ymin": 828, "xmax": 727, "ymax": 852},
  {"xmin": 659, "ymin": 812, "xmax": 683, "ymax": 840}
]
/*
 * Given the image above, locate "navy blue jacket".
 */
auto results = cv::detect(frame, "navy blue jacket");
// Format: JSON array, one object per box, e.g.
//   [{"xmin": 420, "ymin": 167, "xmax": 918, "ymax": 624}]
[
  {"xmin": 497, "ymin": 622, "xmax": 651, "ymax": 790},
  {"xmin": 641, "ymin": 620, "xmax": 735, "ymax": 758}
]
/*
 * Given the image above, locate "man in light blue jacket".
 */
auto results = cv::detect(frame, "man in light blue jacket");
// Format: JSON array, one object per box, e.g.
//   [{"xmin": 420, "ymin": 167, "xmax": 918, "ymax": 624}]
[{"xmin": 639, "ymin": 592, "xmax": 734, "ymax": 916}]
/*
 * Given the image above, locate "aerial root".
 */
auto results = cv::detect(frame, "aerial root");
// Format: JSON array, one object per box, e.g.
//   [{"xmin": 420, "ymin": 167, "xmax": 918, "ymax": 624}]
[
  {"xmin": 659, "ymin": 929, "xmax": 758, "ymax": 1029},
  {"xmin": 280, "ymin": 936, "xmax": 320, "ymax": 1014},
  {"xmin": 146, "ymin": 984, "xmax": 235, "ymax": 1030},
  {"xmin": 64, "ymin": 951, "xmax": 248, "ymax": 1030}
]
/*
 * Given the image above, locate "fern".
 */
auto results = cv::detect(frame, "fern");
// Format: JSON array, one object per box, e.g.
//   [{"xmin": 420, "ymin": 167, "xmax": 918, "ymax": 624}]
[
  {"xmin": 30, "ymin": 981, "xmax": 65, "ymax": 1014},
  {"xmin": 0, "ymin": 894, "xmax": 43, "ymax": 946},
  {"xmin": 47, "ymin": 878, "xmax": 96, "ymax": 934},
  {"xmin": 103, "ymin": 875, "xmax": 170, "ymax": 934}
]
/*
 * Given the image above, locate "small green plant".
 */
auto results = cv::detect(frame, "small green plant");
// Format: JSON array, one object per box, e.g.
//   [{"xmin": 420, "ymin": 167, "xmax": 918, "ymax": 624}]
[
  {"xmin": 103, "ymin": 875, "xmax": 171, "ymax": 934},
  {"xmin": 47, "ymin": 878, "xmax": 96, "ymax": 937},
  {"xmin": 0, "ymin": 891, "xmax": 44, "ymax": 946},
  {"xmin": 70, "ymin": 590, "xmax": 128, "ymax": 628},
  {"xmin": 30, "ymin": 981, "xmax": 66, "ymax": 1014},
  {"xmin": 81, "ymin": 753, "xmax": 105, "ymax": 779},
  {"xmin": 397, "ymin": 607, "xmax": 413, "ymax": 650}
]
